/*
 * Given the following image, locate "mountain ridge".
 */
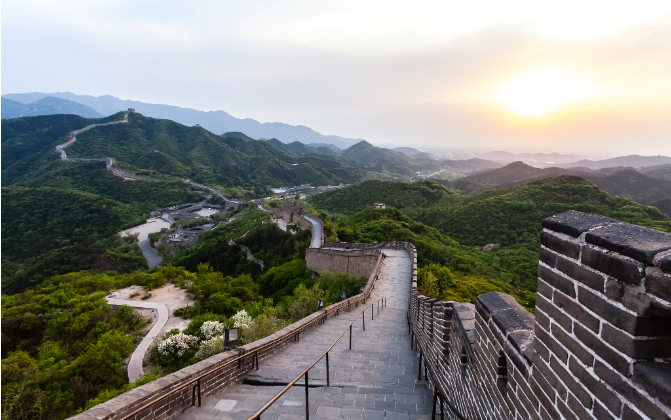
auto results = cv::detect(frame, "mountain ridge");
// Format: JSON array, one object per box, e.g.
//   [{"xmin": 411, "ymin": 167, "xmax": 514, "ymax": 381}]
[{"xmin": 2, "ymin": 92, "xmax": 364, "ymax": 149}]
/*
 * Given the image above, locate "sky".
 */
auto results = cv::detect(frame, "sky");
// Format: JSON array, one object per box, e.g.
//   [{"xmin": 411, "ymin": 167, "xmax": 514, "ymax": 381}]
[{"xmin": 2, "ymin": 0, "xmax": 671, "ymax": 156}]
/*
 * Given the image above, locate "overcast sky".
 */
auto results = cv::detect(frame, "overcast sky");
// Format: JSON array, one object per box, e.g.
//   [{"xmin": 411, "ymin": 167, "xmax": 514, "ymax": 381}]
[{"xmin": 3, "ymin": 0, "xmax": 671, "ymax": 156}]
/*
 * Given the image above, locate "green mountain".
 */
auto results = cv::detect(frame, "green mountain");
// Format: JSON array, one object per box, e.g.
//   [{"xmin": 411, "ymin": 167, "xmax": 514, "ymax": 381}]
[
  {"xmin": 436, "ymin": 162, "xmax": 671, "ymax": 215},
  {"xmin": 307, "ymin": 179, "xmax": 458, "ymax": 215},
  {"xmin": 338, "ymin": 140, "xmax": 437, "ymax": 175},
  {"xmin": 642, "ymin": 164, "xmax": 671, "ymax": 181},
  {"xmin": 1, "ymin": 113, "xmax": 121, "ymax": 185}
]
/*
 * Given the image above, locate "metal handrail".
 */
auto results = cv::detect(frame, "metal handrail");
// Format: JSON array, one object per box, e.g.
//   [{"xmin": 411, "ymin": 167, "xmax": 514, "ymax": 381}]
[
  {"xmin": 247, "ymin": 296, "xmax": 387, "ymax": 420},
  {"xmin": 118, "ymin": 294, "xmax": 370, "ymax": 420}
]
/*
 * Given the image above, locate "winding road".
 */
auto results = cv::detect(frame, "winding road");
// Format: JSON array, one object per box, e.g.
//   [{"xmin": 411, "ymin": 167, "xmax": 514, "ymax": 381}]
[{"xmin": 106, "ymin": 298, "xmax": 169, "ymax": 382}]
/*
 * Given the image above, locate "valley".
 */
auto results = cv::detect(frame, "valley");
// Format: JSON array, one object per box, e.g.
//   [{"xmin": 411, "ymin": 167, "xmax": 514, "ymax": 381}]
[{"xmin": 2, "ymin": 110, "xmax": 670, "ymax": 420}]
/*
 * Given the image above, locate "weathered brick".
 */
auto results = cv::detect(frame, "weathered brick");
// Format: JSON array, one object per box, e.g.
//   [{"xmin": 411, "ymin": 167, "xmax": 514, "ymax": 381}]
[
  {"xmin": 536, "ymin": 294, "xmax": 573, "ymax": 333},
  {"xmin": 550, "ymin": 356, "xmax": 593, "ymax": 409},
  {"xmin": 551, "ymin": 324, "xmax": 594, "ymax": 367},
  {"xmin": 538, "ymin": 264, "xmax": 576, "ymax": 298},
  {"xmin": 645, "ymin": 267, "xmax": 671, "ymax": 302},
  {"xmin": 593, "ymin": 401, "xmax": 618, "ymax": 420},
  {"xmin": 605, "ymin": 278, "xmax": 624, "ymax": 302},
  {"xmin": 542, "ymin": 211, "xmax": 617, "ymax": 238},
  {"xmin": 632, "ymin": 361, "xmax": 671, "ymax": 407},
  {"xmin": 535, "ymin": 325, "xmax": 568, "ymax": 363},
  {"xmin": 577, "ymin": 286, "xmax": 638, "ymax": 335},
  {"xmin": 533, "ymin": 358, "xmax": 567, "ymax": 401},
  {"xmin": 557, "ymin": 398, "xmax": 579, "ymax": 420},
  {"xmin": 601, "ymin": 323, "xmax": 671, "ymax": 359},
  {"xmin": 541, "ymin": 232, "xmax": 580, "ymax": 260},
  {"xmin": 594, "ymin": 360, "xmax": 670, "ymax": 420},
  {"xmin": 539, "ymin": 245, "xmax": 558, "ymax": 267},
  {"xmin": 535, "ymin": 309, "xmax": 550, "ymax": 332},
  {"xmin": 553, "ymin": 290, "xmax": 600, "ymax": 333},
  {"xmin": 568, "ymin": 356, "xmax": 621, "ymax": 415},
  {"xmin": 574, "ymin": 324, "xmax": 630, "ymax": 376},
  {"xmin": 534, "ymin": 336, "xmax": 550, "ymax": 362},
  {"xmin": 566, "ymin": 392, "xmax": 595, "ymax": 420},
  {"xmin": 581, "ymin": 247, "xmax": 645, "ymax": 285},
  {"xmin": 622, "ymin": 404, "xmax": 645, "ymax": 420},
  {"xmin": 585, "ymin": 222, "xmax": 671, "ymax": 265},
  {"xmin": 537, "ymin": 279, "xmax": 554, "ymax": 300},
  {"xmin": 556, "ymin": 254, "xmax": 605, "ymax": 293}
]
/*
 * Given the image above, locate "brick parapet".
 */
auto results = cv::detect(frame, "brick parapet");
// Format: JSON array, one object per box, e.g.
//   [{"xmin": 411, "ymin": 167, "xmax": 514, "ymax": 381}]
[
  {"xmin": 408, "ymin": 211, "xmax": 671, "ymax": 420},
  {"xmin": 70, "ymin": 251, "xmax": 385, "ymax": 420}
]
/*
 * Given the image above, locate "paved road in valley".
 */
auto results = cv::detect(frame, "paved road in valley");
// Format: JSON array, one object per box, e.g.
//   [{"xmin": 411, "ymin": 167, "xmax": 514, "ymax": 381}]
[{"xmin": 121, "ymin": 218, "xmax": 171, "ymax": 269}]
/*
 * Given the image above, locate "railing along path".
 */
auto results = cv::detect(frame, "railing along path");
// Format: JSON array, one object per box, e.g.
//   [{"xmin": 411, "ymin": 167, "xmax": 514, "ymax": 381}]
[
  {"xmin": 248, "ymin": 296, "xmax": 387, "ymax": 420},
  {"xmin": 117, "ymin": 295, "xmax": 385, "ymax": 420}
]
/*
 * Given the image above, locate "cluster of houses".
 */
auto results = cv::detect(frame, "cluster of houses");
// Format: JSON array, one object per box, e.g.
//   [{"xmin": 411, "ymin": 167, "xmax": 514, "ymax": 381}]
[{"xmin": 167, "ymin": 223, "xmax": 215, "ymax": 246}]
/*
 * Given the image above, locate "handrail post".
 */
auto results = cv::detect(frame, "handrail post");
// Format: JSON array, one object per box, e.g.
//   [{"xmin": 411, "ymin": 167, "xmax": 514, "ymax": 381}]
[
  {"xmin": 371, "ymin": 305, "xmax": 374, "ymax": 320},
  {"xmin": 363, "ymin": 312, "xmax": 365, "ymax": 331},
  {"xmin": 349, "ymin": 325, "xmax": 352, "ymax": 350},
  {"xmin": 378, "ymin": 300, "xmax": 380, "ymax": 315},
  {"xmin": 326, "ymin": 352, "xmax": 330, "ymax": 386},
  {"xmin": 305, "ymin": 371, "xmax": 310, "ymax": 419},
  {"xmin": 411, "ymin": 331, "xmax": 414, "ymax": 348},
  {"xmin": 418, "ymin": 352, "xmax": 423, "ymax": 379},
  {"xmin": 432, "ymin": 387, "xmax": 438, "ymax": 420}
]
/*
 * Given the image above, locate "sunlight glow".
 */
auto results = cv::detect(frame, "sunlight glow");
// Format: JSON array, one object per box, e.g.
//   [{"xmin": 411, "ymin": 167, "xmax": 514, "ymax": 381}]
[{"xmin": 496, "ymin": 69, "xmax": 604, "ymax": 116}]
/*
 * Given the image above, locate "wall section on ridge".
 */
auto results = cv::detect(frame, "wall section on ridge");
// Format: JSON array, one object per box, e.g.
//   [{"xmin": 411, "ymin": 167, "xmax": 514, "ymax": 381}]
[
  {"xmin": 408, "ymin": 210, "xmax": 671, "ymax": 420},
  {"xmin": 306, "ymin": 248, "xmax": 381, "ymax": 278}
]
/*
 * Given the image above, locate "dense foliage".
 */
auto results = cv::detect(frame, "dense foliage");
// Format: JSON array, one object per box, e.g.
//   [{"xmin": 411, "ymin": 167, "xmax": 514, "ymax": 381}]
[
  {"xmin": 1, "ymin": 271, "xmax": 153, "ymax": 419},
  {"xmin": 308, "ymin": 180, "xmax": 458, "ymax": 216}
]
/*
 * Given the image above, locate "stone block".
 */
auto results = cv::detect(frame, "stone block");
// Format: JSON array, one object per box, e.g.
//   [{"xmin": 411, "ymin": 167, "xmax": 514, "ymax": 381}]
[
  {"xmin": 541, "ymin": 232, "xmax": 580, "ymax": 260},
  {"xmin": 581, "ymin": 247, "xmax": 645, "ymax": 285},
  {"xmin": 605, "ymin": 279, "xmax": 624, "ymax": 302},
  {"xmin": 550, "ymin": 356, "xmax": 593, "ymax": 409},
  {"xmin": 538, "ymin": 264, "xmax": 576, "ymax": 298},
  {"xmin": 553, "ymin": 290, "xmax": 600, "ymax": 333},
  {"xmin": 601, "ymin": 324, "xmax": 671, "ymax": 359},
  {"xmin": 632, "ymin": 362, "xmax": 671, "ymax": 407},
  {"xmin": 574, "ymin": 324, "xmax": 630, "ymax": 376},
  {"xmin": 535, "ymin": 325, "xmax": 568, "ymax": 363},
  {"xmin": 537, "ymin": 279, "xmax": 553, "ymax": 300},
  {"xmin": 585, "ymin": 223, "xmax": 671, "ymax": 265},
  {"xmin": 645, "ymin": 267, "xmax": 671, "ymax": 302},
  {"xmin": 568, "ymin": 356, "xmax": 621, "ymax": 415},
  {"xmin": 542, "ymin": 211, "xmax": 617, "ymax": 238},
  {"xmin": 539, "ymin": 246, "xmax": 558, "ymax": 267},
  {"xmin": 594, "ymin": 360, "xmax": 669, "ymax": 420},
  {"xmin": 550, "ymin": 323, "xmax": 594, "ymax": 367},
  {"xmin": 555, "ymin": 255, "xmax": 605, "ymax": 293},
  {"xmin": 593, "ymin": 401, "xmax": 617, "ymax": 420},
  {"xmin": 658, "ymin": 255, "xmax": 671, "ymax": 274},
  {"xmin": 536, "ymin": 294, "xmax": 573, "ymax": 333}
]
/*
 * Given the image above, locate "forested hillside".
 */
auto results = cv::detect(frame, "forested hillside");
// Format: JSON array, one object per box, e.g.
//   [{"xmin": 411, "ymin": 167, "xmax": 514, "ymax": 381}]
[
  {"xmin": 435, "ymin": 161, "xmax": 671, "ymax": 215},
  {"xmin": 308, "ymin": 179, "xmax": 459, "ymax": 215}
]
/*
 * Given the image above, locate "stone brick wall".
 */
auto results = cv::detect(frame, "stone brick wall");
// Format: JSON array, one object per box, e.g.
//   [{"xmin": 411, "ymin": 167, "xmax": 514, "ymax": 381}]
[
  {"xmin": 69, "ymin": 251, "xmax": 385, "ymax": 420},
  {"xmin": 305, "ymin": 248, "xmax": 381, "ymax": 278},
  {"xmin": 408, "ymin": 211, "xmax": 671, "ymax": 420}
]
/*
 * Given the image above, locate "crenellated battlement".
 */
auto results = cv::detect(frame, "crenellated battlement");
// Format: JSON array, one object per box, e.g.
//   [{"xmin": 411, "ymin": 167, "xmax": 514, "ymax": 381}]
[{"xmin": 409, "ymin": 210, "xmax": 671, "ymax": 420}]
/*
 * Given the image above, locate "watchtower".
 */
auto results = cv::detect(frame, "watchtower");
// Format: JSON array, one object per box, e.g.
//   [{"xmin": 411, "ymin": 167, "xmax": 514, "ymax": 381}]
[{"xmin": 282, "ymin": 202, "xmax": 302, "ymax": 223}]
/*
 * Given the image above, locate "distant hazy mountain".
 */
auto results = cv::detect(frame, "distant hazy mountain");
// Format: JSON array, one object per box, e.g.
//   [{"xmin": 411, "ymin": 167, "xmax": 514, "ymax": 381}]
[
  {"xmin": 2, "ymin": 96, "xmax": 102, "ymax": 119},
  {"xmin": 438, "ymin": 161, "xmax": 671, "ymax": 215},
  {"xmin": 2, "ymin": 92, "xmax": 364, "ymax": 149},
  {"xmin": 560, "ymin": 155, "xmax": 671, "ymax": 170},
  {"xmin": 478, "ymin": 151, "xmax": 586, "ymax": 167},
  {"xmin": 394, "ymin": 147, "xmax": 424, "ymax": 157}
]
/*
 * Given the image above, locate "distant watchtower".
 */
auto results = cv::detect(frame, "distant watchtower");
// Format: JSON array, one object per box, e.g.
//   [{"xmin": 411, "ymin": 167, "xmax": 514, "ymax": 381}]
[
  {"xmin": 128, "ymin": 108, "xmax": 135, "ymax": 113},
  {"xmin": 282, "ymin": 202, "xmax": 303, "ymax": 223},
  {"xmin": 195, "ymin": 124, "xmax": 201, "ymax": 127},
  {"xmin": 374, "ymin": 202, "xmax": 386, "ymax": 209}
]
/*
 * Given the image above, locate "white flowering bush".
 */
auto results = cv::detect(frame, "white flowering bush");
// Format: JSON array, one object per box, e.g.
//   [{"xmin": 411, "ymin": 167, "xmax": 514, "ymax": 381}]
[
  {"xmin": 157, "ymin": 333, "xmax": 199, "ymax": 357},
  {"xmin": 200, "ymin": 321, "xmax": 224, "ymax": 340},
  {"xmin": 195, "ymin": 337, "xmax": 224, "ymax": 360},
  {"xmin": 233, "ymin": 310, "xmax": 253, "ymax": 329}
]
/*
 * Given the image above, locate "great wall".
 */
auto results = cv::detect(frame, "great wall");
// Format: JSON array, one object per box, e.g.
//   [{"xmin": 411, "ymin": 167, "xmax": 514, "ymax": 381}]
[
  {"xmin": 58, "ymin": 111, "xmax": 671, "ymax": 420},
  {"xmin": 69, "ymin": 205, "xmax": 671, "ymax": 420},
  {"xmin": 55, "ymin": 110, "xmax": 240, "ymax": 207}
]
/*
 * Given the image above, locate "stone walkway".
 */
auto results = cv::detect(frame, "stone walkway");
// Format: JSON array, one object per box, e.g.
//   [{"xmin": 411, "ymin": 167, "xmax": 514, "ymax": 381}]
[
  {"xmin": 107, "ymin": 298, "xmax": 169, "ymax": 382},
  {"xmin": 177, "ymin": 250, "xmax": 434, "ymax": 420}
]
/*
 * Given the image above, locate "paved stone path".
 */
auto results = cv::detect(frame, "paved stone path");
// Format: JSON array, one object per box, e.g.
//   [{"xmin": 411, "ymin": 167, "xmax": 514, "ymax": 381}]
[
  {"xmin": 107, "ymin": 298, "xmax": 169, "ymax": 382},
  {"xmin": 177, "ymin": 250, "xmax": 434, "ymax": 420},
  {"xmin": 300, "ymin": 214, "xmax": 323, "ymax": 249}
]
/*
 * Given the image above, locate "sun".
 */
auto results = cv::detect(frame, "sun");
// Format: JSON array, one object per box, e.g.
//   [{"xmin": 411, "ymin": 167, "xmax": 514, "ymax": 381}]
[{"xmin": 496, "ymin": 68, "xmax": 603, "ymax": 117}]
